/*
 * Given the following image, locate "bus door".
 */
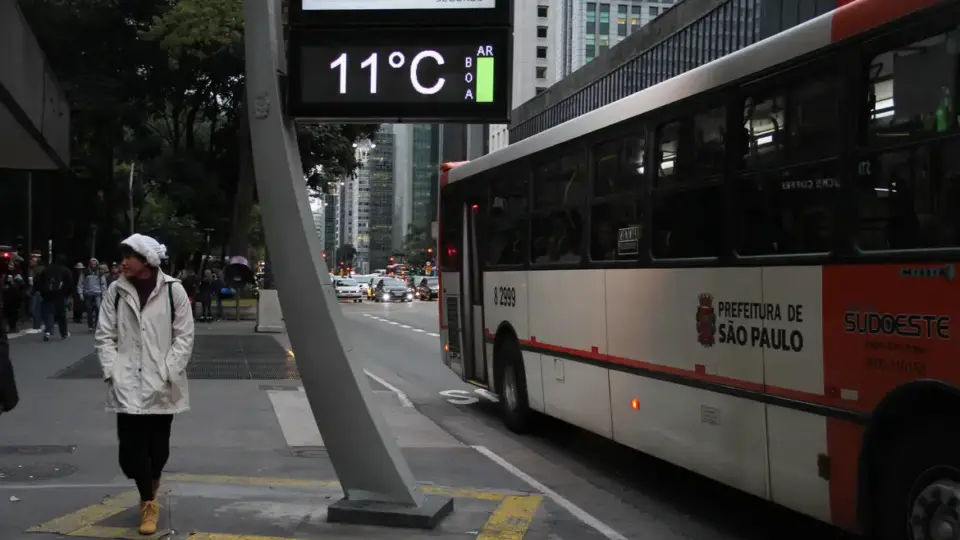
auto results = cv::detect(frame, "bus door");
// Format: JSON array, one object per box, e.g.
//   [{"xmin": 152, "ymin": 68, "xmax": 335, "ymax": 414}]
[{"xmin": 460, "ymin": 197, "xmax": 490, "ymax": 386}]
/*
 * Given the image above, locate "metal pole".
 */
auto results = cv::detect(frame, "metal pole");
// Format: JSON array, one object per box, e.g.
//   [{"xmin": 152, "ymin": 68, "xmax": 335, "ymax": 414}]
[
  {"xmin": 129, "ymin": 164, "xmax": 135, "ymax": 235},
  {"xmin": 243, "ymin": 0, "xmax": 449, "ymax": 522},
  {"xmin": 26, "ymin": 172, "xmax": 32, "ymax": 258}
]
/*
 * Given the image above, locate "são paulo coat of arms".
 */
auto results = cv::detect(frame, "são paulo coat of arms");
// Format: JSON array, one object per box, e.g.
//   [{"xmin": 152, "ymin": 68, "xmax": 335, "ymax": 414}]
[{"xmin": 697, "ymin": 293, "xmax": 717, "ymax": 347}]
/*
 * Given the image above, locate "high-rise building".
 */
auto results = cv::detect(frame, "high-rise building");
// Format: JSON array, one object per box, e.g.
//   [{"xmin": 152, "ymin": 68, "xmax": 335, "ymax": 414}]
[
  {"xmin": 569, "ymin": 0, "xmax": 674, "ymax": 71},
  {"xmin": 489, "ymin": 1, "xmax": 564, "ymax": 152},
  {"xmin": 488, "ymin": 0, "xmax": 677, "ymax": 152},
  {"xmin": 323, "ymin": 189, "xmax": 339, "ymax": 257},
  {"xmin": 311, "ymin": 200, "xmax": 325, "ymax": 251},
  {"xmin": 392, "ymin": 124, "xmax": 414, "ymax": 252},
  {"xmin": 353, "ymin": 142, "xmax": 375, "ymax": 272},
  {"xmin": 367, "ymin": 126, "xmax": 395, "ymax": 269},
  {"xmin": 411, "ymin": 124, "xmax": 440, "ymax": 233}
]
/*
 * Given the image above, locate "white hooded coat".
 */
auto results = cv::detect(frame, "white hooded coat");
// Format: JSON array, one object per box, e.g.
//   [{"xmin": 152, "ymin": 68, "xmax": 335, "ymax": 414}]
[{"xmin": 95, "ymin": 269, "xmax": 194, "ymax": 415}]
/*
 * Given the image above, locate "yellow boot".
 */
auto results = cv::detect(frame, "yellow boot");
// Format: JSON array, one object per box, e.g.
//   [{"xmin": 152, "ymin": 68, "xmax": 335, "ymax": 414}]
[{"xmin": 139, "ymin": 499, "xmax": 159, "ymax": 535}]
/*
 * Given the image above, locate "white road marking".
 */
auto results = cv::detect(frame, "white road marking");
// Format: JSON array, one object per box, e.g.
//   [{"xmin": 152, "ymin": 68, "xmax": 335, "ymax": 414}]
[
  {"xmin": 439, "ymin": 389, "xmax": 479, "ymax": 405},
  {"xmin": 472, "ymin": 445, "xmax": 627, "ymax": 540},
  {"xmin": 357, "ymin": 311, "xmax": 439, "ymax": 338},
  {"xmin": 363, "ymin": 369, "xmax": 413, "ymax": 408}
]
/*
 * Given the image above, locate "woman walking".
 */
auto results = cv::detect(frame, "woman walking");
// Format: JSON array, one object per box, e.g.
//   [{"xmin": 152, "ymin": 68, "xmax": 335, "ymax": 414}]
[{"xmin": 95, "ymin": 234, "xmax": 194, "ymax": 535}]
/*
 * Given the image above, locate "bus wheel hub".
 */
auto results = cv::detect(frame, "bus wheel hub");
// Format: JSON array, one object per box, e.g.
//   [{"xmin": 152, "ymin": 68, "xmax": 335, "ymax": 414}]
[{"xmin": 911, "ymin": 480, "xmax": 960, "ymax": 540}]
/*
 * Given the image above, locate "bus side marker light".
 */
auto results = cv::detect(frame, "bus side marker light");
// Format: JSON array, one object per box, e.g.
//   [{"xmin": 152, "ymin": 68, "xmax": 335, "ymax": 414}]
[
  {"xmin": 444, "ymin": 344, "xmax": 449, "ymax": 352},
  {"xmin": 630, "ymin": 398, "xmax": 640, "ymax": 410}
]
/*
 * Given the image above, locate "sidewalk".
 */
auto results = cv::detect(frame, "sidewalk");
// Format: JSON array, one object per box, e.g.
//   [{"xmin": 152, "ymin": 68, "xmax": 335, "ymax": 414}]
[{"xmin": 0, "ymin": 321, "xmax": 606, "ymax": 539}]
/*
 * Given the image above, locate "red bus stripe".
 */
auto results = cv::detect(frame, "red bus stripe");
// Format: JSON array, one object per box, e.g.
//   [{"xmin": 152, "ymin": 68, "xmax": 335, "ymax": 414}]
[{"xmin": 832, "ymin": 0, "xmax": 942, "ymax": 42}]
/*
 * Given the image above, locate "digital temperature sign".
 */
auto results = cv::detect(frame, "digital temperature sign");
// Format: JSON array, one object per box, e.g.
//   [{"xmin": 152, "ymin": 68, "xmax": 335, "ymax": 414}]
[{"xmin": 287, "ymin": 27, "xmax": 511, "ymax": 122}]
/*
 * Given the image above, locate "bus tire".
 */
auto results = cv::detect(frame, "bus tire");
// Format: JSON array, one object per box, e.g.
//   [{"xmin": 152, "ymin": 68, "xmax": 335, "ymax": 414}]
[
  {"xmin": 498, "ymin": 340, "xmax": 533, "ymax": 434},
  {"xmin": 875, "ymin": 419, "xmax": 960, "ymax": 540}
]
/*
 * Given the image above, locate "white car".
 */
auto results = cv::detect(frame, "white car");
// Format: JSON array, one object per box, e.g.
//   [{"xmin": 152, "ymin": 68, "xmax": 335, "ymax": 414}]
[{"xmin": 333, "ymin": 278, "xmax": 363, "ymax": 302}]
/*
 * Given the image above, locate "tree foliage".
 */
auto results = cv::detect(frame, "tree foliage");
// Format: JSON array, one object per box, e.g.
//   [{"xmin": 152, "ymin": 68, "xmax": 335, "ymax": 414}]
[{"xmin": 19, "ymin": 0, "xmax": 377, "ymax": 266}]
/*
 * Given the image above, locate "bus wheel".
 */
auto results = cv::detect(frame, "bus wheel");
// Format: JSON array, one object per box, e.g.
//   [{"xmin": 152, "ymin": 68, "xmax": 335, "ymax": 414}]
[
  {"xmin": 877, "ymin": 423, "xmax": 960, "ymax": 540},
  {"xmin": 499, "ymin": 340, "xmax": 533, "ymax": 434}
]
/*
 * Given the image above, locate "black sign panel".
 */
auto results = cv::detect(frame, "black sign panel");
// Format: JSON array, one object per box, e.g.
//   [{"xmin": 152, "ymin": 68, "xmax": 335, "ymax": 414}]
[
  {"xmin": 288, "ymin": 27, "xmax": 511, "ymax": 122},
  {"xmin": 290, "ymin": 0, "xmax": 509, "ymax": 28}
]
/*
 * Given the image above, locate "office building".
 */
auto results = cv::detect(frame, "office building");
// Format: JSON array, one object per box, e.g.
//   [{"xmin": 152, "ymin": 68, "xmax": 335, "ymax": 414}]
[
  {"xmin": 489, "ymin": 1, "xmax": 564, "ymax": 152},
  {"xmin": 366, "ymin": 126, "xmax": 395, "ymax": 269}
]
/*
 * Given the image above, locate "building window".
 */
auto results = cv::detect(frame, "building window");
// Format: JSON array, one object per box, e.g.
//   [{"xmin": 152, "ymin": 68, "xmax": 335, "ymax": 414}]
[
  {"xmin": 536, "ymin": 87, "xmax": 548, "ymax": 95},
  {"xmin": 617, "ymin": 5, "xmax": 627, "ymax": 36},
  {"xmin": 586, "ymin": 36, "xmax": 596, "ymax": 59},
  {"xmin": 537, "ymin": 26, "xmax": 548, "ymax": 38},
  {"xmin": 599, "ymin": 37, "xmax": 609, "ymax": 53},
  {"xmin": 537, "ymin": 5, "xmax": 548, "ymax": 17},
  {"xmin": 586, "ymin": 6, "xmax": 596, "ymax": 34},
  {"xmin": 599, "ymin": 3, "xmax": 610, "ymax": 35},
  {"xmin": 537, "ymin": 46, "xmax": 548, "ymax": 59},
  {"xmin": 649, "ymin": 6, "xmax": 659, "ymax": 16},
  {"xmin": 536, "ymin": 66, "xmax": 547, "ymax": 79}
]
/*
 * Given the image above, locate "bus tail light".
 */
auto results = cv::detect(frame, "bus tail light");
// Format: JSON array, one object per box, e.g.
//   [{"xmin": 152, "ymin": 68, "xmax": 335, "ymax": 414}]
[{"xmin": 444, "ymin": 343, "xmax": 449, "ymax": 352}]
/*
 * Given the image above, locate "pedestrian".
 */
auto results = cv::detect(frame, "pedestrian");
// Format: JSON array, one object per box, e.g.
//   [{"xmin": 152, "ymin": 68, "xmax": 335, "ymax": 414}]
[
  {"xmin": 2, "ymin": 262, "xmax": 25, "ymax": 333},
  {"xmin": 72, "ymin": 263, "xmax": 85, "ymax": 323},
  {"xmin": 78, "ymin": 258, "xmax": 107, "ymax": 331},
  {"xmin": 37, "ymin": 255, "xmax": 73, "ymax": 341},
  {"xmin": 95, "ymin": 233, "xmax": 194, "ymax": 536},
  {"xmin": 198, "ymin": 269, "xmax": 215, "ymax": 322},
  {"xmin": 0, "ymin": 296, "xmax": 18, "ymax": 417},
  {"xmin": 28, "ymin": 256, "xmax": 44, "ymax": 331}
]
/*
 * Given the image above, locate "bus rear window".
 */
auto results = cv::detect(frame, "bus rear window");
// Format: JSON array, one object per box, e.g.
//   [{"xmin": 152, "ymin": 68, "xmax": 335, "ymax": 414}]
[{"xmin": 440, "ymin": 187, "xmax": 463, "ymax": 271}]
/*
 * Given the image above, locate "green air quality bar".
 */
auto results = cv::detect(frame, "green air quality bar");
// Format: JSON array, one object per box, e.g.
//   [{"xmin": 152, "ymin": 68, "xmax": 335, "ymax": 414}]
[{"xmin": 476, "ymin": 57, "xmax": 494, "ymax": 103}]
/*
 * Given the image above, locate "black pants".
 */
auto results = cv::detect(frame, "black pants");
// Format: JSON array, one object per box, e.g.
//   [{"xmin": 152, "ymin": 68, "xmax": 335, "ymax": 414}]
[
  {"xmin": 116, "ymin": 413, "xmax": 174, "ymax": 501},
  {"xmin": 2, "ymin": 295, "xmax": 19, "ymax": 331}
]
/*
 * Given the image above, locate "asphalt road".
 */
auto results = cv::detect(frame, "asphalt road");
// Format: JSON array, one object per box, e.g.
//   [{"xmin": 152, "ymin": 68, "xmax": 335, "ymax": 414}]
[{"xmin": 338, "ymin": 300, "xmax": 860, "ymax": 540}]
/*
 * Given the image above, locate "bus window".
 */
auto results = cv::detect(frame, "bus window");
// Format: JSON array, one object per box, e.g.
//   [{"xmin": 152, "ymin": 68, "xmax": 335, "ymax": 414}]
[
  {"xmin": 866, "ymin": 30, "xmax": 960, "ymax": 141},
  {"xmin": 743, "ymin": 94, "xmax": 786, "ymax": 168},
  {"xmin": 856, "ymin": 143, "xmax": 960, "ymax": 250},
  {"xmin": 656, "ymin": 121, "xmax": 680, "ymax": 182},
  {"xmin": 531, "ymin": 210, "xmax": 583, "ymax": 264},
  {"xmin": 651, "ymin": 181, "xmax": 723, "ymax": 258},
  {"xmin": 594, "ymin": 135, "xmax": 645, "ymax": 197},
  {"xmin": 788, "ymin": 74, "xmax": 839, "ymax": 162},
  {"xmin": 533, "ymin": 150, "xmax": 585, "ymax": 209},
  {"xmin": 692, "ymin": 106, "xmax": 726, "ymax": 175},
  {"xmin": 736, "ymin": 161, "xmax": 838, "ymax": 256},
  {"xmin": 487, "ymin": 173, "xmax": 528, "ymax": 266},
  {"xmin": 590, "ymin": 199, "xmax": 642, "ymax": 261},
  {"xmin": 440, "ymin": 188, "xmax": 463, "ymax": 271}
]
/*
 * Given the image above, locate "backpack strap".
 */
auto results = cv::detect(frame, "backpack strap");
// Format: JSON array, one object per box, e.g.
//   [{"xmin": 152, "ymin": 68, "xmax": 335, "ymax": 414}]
[
  {"xmin": 113, "ymin": 283, "xmax": 176, "ymax": 326},
  {"xmin": 168, "ymin": 282, "xmax": 175, "ymax": 327}
]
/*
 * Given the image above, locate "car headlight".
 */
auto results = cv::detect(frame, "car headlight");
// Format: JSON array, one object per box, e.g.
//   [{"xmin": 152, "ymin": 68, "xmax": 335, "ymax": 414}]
[
  {"xmin": 383, "ymin": 292, "xmax": 391, "ymax": 298},
  {"xmin": 407, "ymin": 292, "xmax": 414, "ymax": 299}
]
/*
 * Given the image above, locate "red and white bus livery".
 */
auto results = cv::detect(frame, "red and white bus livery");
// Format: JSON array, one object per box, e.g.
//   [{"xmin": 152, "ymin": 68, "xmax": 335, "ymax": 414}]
[{"xmin": 438, "ymin": 1, "xmax": 960, "ymax": 538}]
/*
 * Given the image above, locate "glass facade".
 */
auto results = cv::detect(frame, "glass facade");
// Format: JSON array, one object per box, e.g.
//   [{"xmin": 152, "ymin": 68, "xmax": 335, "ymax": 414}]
[
  {"xmin": 368, "ymin": 128, "xmax": 395, "ymax": 269},
  {"xmin": 411, "ymin": 124, "xmax": 440, "ymax": 233}
]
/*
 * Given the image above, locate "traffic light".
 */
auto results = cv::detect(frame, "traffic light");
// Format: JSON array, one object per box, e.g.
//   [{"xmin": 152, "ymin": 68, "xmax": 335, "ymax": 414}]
[
  {"xmin": 322, "ymin": 251, "xmax": 327, "ymax": 258},
  {"xmin": 427, "ymin": 248, "xmax": 433, "ymax": 254},
  {"xmin": 389, "ymin": 257, "xmax": 394, "ymax": 263}
]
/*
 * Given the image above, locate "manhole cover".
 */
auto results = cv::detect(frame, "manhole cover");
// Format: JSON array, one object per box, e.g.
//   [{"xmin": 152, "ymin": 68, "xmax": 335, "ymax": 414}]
[
  {"xmin": 0, "ymin": 445, "xmax": 76, "ymax": 455},
  {"xmin": 0, "ymin": 463, "xmax": 77, "ymax": 482},
  {"xmin": 279, "ymin": 446, "xmax": 328, "ymax": 459}
]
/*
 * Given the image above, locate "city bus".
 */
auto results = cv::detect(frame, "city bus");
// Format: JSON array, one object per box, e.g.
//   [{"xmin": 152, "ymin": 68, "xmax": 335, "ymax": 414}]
[{"xmin": 437, "ymin": 1, "xmax": 960, "ymax": 538}]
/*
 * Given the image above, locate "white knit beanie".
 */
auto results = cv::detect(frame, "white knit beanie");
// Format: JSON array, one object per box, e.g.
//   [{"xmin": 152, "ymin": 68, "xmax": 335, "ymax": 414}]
[{"xmin": 120, "ymin": 234, "xmax": 167, "ymax": 268}]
